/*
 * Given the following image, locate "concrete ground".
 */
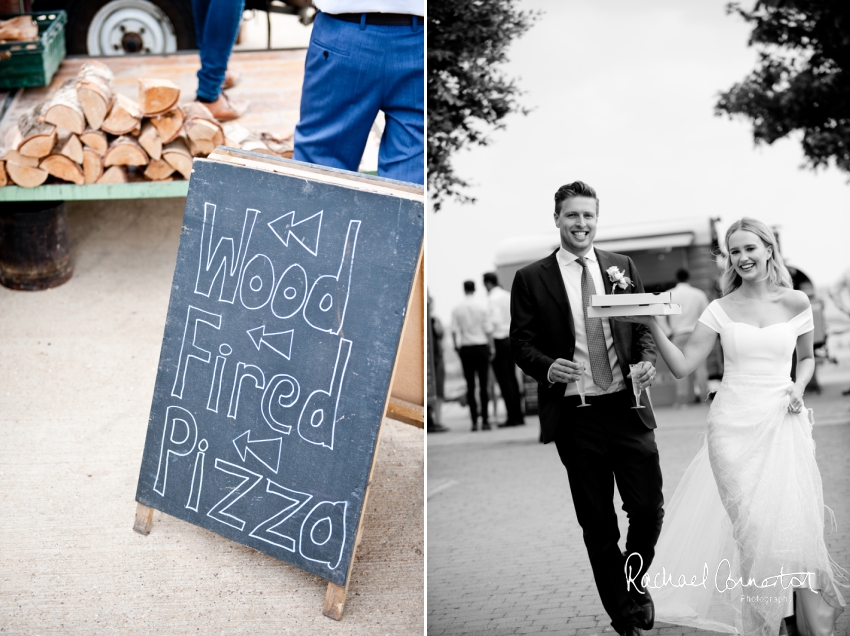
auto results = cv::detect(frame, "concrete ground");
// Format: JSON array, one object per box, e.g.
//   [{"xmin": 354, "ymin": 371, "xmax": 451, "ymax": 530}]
[
  {"xmin": 0, "ymin": 199, "xmax": 423, "ymax": 635},
  {"xmin": 428, "ymin": 365, "xmax": 850, "ymax": 635}
]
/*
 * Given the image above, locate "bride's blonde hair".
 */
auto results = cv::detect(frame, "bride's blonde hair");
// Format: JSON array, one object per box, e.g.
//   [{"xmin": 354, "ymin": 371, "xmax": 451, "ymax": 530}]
[{"xmin": 719, "ymin": 217, "xmax": 793, "ymax": 297}]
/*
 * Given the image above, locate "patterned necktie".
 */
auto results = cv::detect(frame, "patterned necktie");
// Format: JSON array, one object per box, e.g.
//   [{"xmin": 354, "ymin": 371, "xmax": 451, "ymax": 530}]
[{"xmin": 577, "ymin": 256, "xmax": 613, "ymax": 390}]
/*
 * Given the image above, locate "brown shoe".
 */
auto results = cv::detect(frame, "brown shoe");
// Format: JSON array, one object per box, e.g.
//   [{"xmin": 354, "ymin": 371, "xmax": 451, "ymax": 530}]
[
  {"xmin": 221, "ymin": 69, "xmax": 241, "ymax": 90},
  {"xmin": 204, "ymin": 92, "xmax": 248, "ymax": 122}
]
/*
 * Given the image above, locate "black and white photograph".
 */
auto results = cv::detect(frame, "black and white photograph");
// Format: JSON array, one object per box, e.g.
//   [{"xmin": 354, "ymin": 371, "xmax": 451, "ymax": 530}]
[{"xmin": 427, "ymin": 2, "xmax": 850, "ymax": 635}]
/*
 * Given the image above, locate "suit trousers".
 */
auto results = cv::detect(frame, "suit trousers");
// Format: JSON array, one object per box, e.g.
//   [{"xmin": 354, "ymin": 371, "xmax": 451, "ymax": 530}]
[
  {"xmin": 554, "ymin": 390, "xmax": 664, "ymax": 633},
  {"xmin": 293, "ymin": 12, "xmax": 424, "ymax": 184},
  {"xmin": 458, "ymin": 344, "xmax": 490, "ymax": 426},
  {"xmin": 491, "ymin": 337, "xmax": 524, "ymax": 424}
]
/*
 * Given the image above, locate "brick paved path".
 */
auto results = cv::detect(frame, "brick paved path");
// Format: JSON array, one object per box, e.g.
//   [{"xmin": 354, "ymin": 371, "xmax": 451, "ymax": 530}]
[{"xmin": 427, "ymin": 375, "xmax": 850, "ymax": 636}]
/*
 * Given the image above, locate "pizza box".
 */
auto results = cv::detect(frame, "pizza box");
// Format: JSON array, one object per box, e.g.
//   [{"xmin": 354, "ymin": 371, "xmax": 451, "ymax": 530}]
[
  {"xmin": 587, "ymin": 303, "xmax": 682, "ymax": 318},
  {"xmin": 590, "ymin": 291, "xmax": 671, "ymax": 307}
]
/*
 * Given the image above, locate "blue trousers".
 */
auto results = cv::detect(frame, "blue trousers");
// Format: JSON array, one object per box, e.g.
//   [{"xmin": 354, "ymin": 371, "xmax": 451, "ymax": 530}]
[
  {"xmin": 293, "ymin": 12, "xmax": 424, "ymax": 185},
  {"xmin": 193, "ymin": 0, "xmax": 245, "ymax": 102}
]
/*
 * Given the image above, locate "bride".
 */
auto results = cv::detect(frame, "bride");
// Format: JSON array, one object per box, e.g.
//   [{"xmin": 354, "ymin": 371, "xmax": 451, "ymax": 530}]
[{"xmin": 618, "ymin": 218, "xmax": 845, "ymax": 636}]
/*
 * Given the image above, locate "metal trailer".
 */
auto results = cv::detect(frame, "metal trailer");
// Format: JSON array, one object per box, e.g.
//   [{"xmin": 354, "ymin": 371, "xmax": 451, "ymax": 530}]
[{"xmin": 31, "ymin": 0, "xmax": 313, "ymax": 56}]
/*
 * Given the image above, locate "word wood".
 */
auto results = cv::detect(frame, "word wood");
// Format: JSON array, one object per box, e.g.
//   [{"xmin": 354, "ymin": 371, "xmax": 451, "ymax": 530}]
[{"xmin": 134, "ymin": 148, "xmax": 423, "ymax": 618}]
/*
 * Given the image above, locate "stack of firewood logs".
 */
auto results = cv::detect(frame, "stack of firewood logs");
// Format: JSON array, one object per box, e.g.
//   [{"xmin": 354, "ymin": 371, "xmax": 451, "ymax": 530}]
[{"xmin": 0, "ymin": 61, "xmax": 293, "ymax": 188}]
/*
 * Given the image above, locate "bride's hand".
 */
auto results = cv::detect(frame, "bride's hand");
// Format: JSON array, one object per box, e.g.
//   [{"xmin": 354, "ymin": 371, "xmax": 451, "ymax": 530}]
[{"xmin": 786, "ymin": 384, "xmax": 805, "ymax": 414}]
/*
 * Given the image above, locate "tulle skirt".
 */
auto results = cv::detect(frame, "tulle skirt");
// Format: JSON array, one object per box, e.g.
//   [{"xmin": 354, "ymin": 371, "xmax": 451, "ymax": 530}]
[{"xmin": 644, "ymin": 373, "xmax": 845, "ymax": 636}]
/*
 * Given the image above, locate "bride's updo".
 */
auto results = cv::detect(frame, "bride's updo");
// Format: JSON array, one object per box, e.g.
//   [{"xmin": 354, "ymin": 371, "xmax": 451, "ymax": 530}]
[{"xmin": 719, "ymin": 217, "xmax": 793, "ymax": 297}]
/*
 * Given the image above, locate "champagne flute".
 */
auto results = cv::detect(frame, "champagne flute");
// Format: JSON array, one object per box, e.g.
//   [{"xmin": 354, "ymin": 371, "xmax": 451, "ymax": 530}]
[
  {"xmin": 577, "ymin": 362, "xmax": 590, "ymax": 407},
  {"xmin": 630, "ymin": 363, "xmax": 646, "ymax": 409}
]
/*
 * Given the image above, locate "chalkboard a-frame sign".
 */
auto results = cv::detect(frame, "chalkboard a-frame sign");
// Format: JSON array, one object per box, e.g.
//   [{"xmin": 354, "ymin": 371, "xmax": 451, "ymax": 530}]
[{"xmin": 134, "ymin": 148, "xmax": 424, "ymax": 618}]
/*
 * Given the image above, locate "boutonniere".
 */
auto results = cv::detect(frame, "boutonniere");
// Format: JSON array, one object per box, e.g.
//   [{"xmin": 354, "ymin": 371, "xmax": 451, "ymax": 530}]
[{"xmin": 606, "ymin": 265, "xmax": 634, "ymax": 293}]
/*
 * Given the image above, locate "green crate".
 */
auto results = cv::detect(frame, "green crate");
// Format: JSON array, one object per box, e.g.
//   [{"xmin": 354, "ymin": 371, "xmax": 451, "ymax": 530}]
[{"xmin": 0, "ymin": 11, "xmax": 67, "ymax": 89}]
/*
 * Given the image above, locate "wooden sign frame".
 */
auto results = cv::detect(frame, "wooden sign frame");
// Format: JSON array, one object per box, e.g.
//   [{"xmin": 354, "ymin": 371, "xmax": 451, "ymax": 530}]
[{"xmin": 133, "ymin": 148, "xmax": 424, "ymax": 620}]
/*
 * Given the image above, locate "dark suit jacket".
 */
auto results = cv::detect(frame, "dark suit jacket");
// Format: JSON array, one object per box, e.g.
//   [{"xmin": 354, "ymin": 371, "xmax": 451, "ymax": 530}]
[{"xmin": 510, "ymin": 248, "xmax": 657, "ymax": 443}]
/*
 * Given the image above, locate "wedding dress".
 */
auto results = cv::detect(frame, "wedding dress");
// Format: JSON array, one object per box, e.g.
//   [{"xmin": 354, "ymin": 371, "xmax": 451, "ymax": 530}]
[{"xmin": 642, "ymin": 301, "xmax": 846, "ymax": 636}]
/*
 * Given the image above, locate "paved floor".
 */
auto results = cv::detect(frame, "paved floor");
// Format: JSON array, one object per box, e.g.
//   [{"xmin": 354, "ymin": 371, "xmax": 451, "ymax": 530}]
[
  {"xmin": 0, "ymin": 199, "xmax": 423, "ymax": 635},
  {"xmin": 427, "ymin": 367, "xmax": 850, "ymax": 636}
]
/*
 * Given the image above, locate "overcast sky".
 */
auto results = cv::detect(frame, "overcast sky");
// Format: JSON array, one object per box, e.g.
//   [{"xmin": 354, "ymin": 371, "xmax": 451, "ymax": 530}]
[{"xmin": 428, "ymin": 0, "xmax": 850, "ymax": 324}]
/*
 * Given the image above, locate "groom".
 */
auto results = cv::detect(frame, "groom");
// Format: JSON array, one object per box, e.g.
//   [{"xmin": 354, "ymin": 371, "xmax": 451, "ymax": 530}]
[{"xmin": 510, "ymin": 182, "xmax": 664, "ymax": 636}]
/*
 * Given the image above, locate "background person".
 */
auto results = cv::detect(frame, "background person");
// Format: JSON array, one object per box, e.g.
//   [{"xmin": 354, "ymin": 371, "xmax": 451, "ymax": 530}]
[
  {"xmin": 428, "ymin": 293, "xmax": 449, "ymax": 433},
  {"xmin": 452, "ymin": 280, "xmax": 493, "ymax": 431},
  {"xmin": 192, "ymin": 0, "xmax": 249, "ymax": 121},
  {"xmin": 483, "ymin": 272, "xmax": 524, "ymax": 427},
  {"xmin": 666, "ymin": 268, "xmax": 709, "ymax": 406},
  {"xmin": 292, "ymin": 1, "xmax": 424, "ymax": 184}
]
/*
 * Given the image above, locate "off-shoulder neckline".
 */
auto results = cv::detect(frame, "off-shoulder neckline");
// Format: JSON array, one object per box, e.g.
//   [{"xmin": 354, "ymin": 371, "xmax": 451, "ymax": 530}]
[{"xmin": 711, "ymin": 301, "xmax": 811, "ymax": 330}]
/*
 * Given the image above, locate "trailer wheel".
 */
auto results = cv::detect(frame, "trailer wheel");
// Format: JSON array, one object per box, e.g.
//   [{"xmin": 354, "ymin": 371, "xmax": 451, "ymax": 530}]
[{"xmin": 65, "ymin": 0, "xmax": 195, "ymax": 55}]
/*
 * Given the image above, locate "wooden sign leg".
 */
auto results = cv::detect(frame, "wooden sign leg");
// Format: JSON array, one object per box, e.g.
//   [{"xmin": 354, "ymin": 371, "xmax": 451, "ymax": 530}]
[
  {"xmin": 322, "ymin": 468, "xmax": 374, "ymax": 620},
  {"xmin": 322, "ymin": 412, "xmax": 387, "ymax": 620},
  {"xmin": 133, "ymin": 502, "xmax": 154, "ymax": 535},
  {"xmin": 323, "ymin": 581, "xmax": 349, "ymax": 621}
]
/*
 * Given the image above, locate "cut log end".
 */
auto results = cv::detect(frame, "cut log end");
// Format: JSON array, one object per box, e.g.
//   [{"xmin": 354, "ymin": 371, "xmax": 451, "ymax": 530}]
[
  {"xmin": 101, "ymin": 94, "xmax": 142, "ymax": 135},
  {"xmin": 83, "ymin": 149, "xmax": 104, "ymax": 184},
  {"xmin": 97, "ymin": 165, "xmax": 127, "ymax": 184},
  {"xmin": 138, "ymin": 78, "xmax": 180, "ymax": 115},
  {"xmin": 76, "ymin": 61, "xmax": 115, "ymax": 129},
  {"xmin": 139, "ymin": 122, "xmax": 162, "ymax": 161},
  {"xmin": 80, "ymin": 129, "xmax": 108, "ymax": 155},
  {"xmin": 144, "ymin": 158, "xmax": 175, "ymax": 181},
  {"xmin": 40, "ymin": 154, "xmax": 85, "ymax": 185},
  {"xmin": 6, "ymin": 161, "xmax": 48, "ymax": 187},
  {"xmin": 19, "ymin": 130, "xmax": 57, "ymax": 159},
  {"xmin": 162, "ymin": 138, "xmax": 193, "ymax": 179},
  {"xmin": 104, "ymin": 136, "xmax": 149, "ymax": 167},
  {"xmin": 57, "ymin": 132, "xmax": 84, "ymax": 164},
  {"xmin": 150, "ymin": 108, "xmax": 184, "ymax": 144},
  {"xmin": 77, "ymin": 86, "xmax": 110, "ymax": 131}
]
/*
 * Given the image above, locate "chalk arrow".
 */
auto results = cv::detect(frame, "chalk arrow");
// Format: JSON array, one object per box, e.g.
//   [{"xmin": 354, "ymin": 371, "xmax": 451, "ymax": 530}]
[
  {"xmin": 233, "ymin": 430, "xmax": 283, "ymax": 474},
  {"xmin": 247, "ymin": 325, "xmax": 294, "ymax": 360},
  {"xmin": 268, "ymin": 210, "xmax": 323, "ymax": 257}
]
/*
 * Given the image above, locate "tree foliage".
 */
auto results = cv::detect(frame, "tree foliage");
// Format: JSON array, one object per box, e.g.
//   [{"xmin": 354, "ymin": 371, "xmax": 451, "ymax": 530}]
[
  {"xmin": 716, "ymin": 1, "xmax": 850, "ymax": 174},
  {"xmin": 428, "ymin": 0, "xmax": 536, "ymax": 211}
]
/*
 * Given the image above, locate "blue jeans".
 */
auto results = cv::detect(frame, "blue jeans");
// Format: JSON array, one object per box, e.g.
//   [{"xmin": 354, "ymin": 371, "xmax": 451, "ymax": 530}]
[
  {"xmin": 193, "ymin": 0, "xmax": 245, "ymax": 102},
  {"xmin": 293, "ymin": 12, "xmax": 424, "ymax": 185}
]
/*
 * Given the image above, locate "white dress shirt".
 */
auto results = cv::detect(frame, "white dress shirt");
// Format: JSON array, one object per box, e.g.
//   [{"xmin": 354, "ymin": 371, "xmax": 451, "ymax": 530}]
[
  {"xmin": 667, "ymin": 282, "xmax": 710, "ymax": 337},
  {"xmin": 315, "ymin": 1, "xmax": 424, "ymax": 15},
  {"xmin": 451, "ymin": 296, "xmax": 492, "ymax": 347},
  {"xmin": 487, "ymin": 286, "xmax": 511, "ymax": 340},
  {"xmin": 551, "ymin": 246, "xmax": 625, "ymax": 396}
]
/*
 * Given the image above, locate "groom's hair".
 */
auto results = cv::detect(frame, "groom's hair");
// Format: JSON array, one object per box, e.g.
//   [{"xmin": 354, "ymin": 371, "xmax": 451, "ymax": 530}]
[{"xmin": 554, "ymin": 181, "xmax": 598, "ymax": 214}]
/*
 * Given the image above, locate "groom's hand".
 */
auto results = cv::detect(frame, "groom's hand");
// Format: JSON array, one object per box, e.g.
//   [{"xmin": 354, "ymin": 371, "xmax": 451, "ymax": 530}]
[
  {"xmin": 548, "ymin": 358, "xmax": 583, "ymax": 384},
  {"xmin": 629, "ymin": 360, "xmax": 657, "ymax": 390}
]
